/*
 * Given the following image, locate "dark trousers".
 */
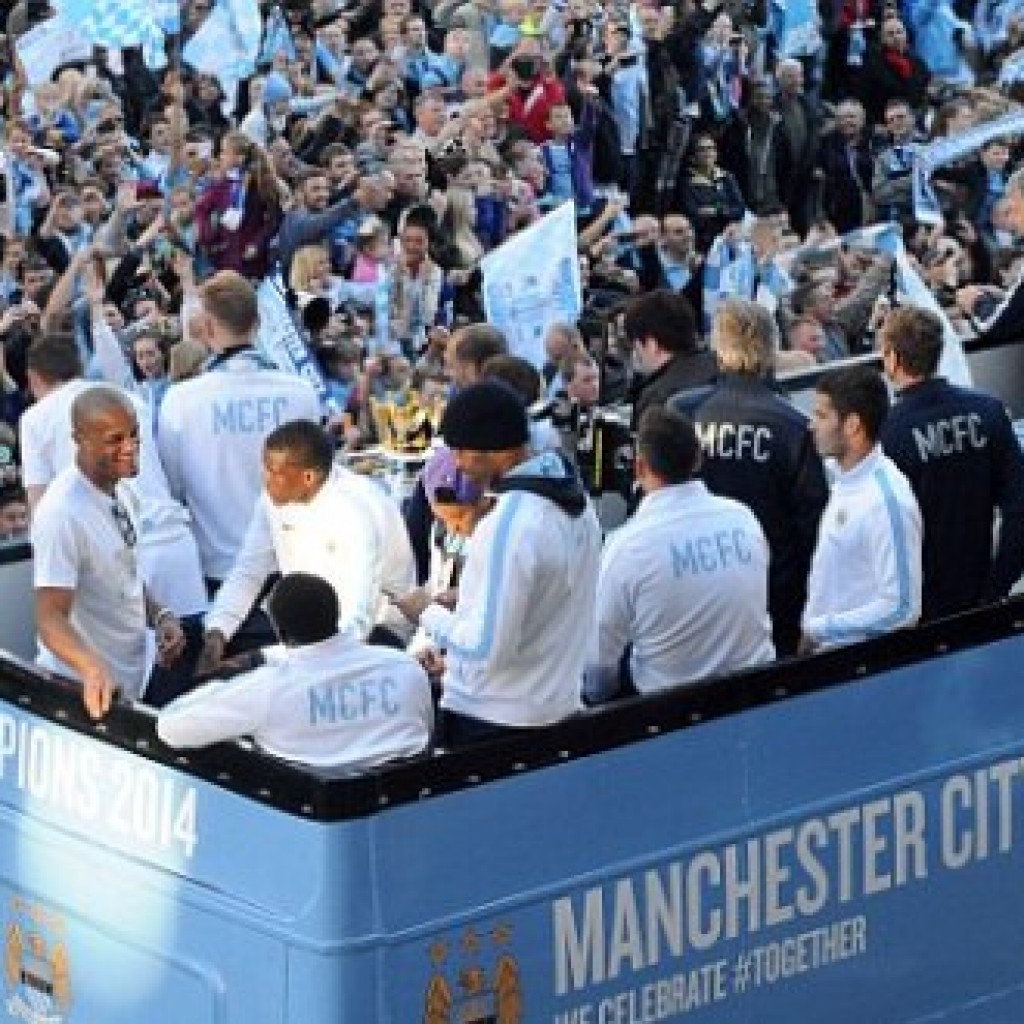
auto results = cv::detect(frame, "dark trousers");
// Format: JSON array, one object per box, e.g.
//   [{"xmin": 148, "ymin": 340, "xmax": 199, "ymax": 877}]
[
  {"xmin": 144, "ymin": 579, "xmax": 278, "ymax": 709},
  {"xmin": 438, "ymin": 710, "xmax": 539, "ymax": 749},
  {"xmin": 143, "ymin": 614, "xmax": 205, "ymax": 709}
]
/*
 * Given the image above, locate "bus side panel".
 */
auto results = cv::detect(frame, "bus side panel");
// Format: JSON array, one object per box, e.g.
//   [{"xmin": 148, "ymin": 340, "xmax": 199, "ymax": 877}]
[
  {"xmin": 371, "ymin": 633, "xmax": 1024, "ymax": 1023},
  {"xmin": 0, "ymin": 804, "xmax": 292, "ymax": 1024},
  {"xmin": 0, "ymin": 699, "xmax": 384, "ymax": 1024},
  {"xmin": 0, "ymin": 699, "xmax": 377, "ymax": 938}
]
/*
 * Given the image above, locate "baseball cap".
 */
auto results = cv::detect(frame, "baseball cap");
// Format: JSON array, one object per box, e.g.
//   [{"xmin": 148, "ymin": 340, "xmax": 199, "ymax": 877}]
[{"xmin": 421, "ymin": 446, "xmax": 484, "ymax": 506}]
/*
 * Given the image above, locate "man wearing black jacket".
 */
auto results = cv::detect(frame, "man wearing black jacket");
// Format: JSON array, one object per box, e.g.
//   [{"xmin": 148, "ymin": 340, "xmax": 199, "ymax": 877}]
[
  {"xmin": 879, "ymin": 304, "xmax": 1024, "ymax": 621},
  {"xmin": 671, "ymin": 298, "xmax": 828, "ymax": 655},
  {"xmin": 625, "ymin": 289, "xmax": 717, "ymax": 430}
]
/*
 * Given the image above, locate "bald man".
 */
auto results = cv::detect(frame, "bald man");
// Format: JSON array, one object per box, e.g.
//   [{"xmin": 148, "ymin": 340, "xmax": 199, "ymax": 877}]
[{"xmin": 31, "ymin": 385, "xmax": 186, "ymax": 719}]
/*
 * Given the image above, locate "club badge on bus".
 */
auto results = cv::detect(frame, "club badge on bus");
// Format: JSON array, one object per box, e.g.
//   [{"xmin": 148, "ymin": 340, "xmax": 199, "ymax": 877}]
[
  {"xmin": 423, "ymin": 922, "xmax": 523, "ymax": 1023},
  {"xmin": 4, "ymin": 897, "xmax": 71, "ymax": 1024}
]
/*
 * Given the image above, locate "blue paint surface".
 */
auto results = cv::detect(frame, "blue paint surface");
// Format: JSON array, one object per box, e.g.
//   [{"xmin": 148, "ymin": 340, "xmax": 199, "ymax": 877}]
[{"xmin": 0, "ymin": 627, "xmax": 1023, "ymax": 1021}]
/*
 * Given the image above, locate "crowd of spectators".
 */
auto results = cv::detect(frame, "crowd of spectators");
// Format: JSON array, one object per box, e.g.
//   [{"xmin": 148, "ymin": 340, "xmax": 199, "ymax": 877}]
[
  {"xmin": 1, "ymin": 0, "xmax": 1024, "ymax": 468},
  {"xmin": 2, "ymin": 0, "xmax": 1024, "ymax": 756}
]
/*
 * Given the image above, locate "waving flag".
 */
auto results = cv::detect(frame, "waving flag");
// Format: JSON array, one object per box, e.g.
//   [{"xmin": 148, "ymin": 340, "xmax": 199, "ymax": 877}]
[
  {"xmin": 702, "ymin": 234, "xmax": 754, "ymax": 334},
  {"xmin": 259, "ymin": 4, "xmax": 296, "ymax": 64},
  {"xmin": 482, "ymin": 202, "xmax": 581, "ymax": 369},
  {"xmin": 154, "ymin": 0, "xmax": 181, "ymax": 34},
  {"xmin": 776, "ymin": 223, "xmax": 970, "ymax": 385},
  {"xmin": 907, "ymin": 0, "xmax": 973, "ymax": 83},
  {"xmin": 256, "ymin": 278, "xmax": 329, "ymax": 409},
  {"xmin": 183, "ymin": 0, "xmax": 262, "ymax": 106},
  {"xmin": 58, "ymin": 0, "xmax": 167, "ymax": 68},
  {"xmin": 999, "ymin": 48, "xmax": 1024, "ymax": 85},
  {"xmin": 975, "ymin": 0, "xmax": 1024, "ymax": 52},
  {"xmin": 769, "ymin": 0, "xmax": 822, "ymax": 58}
]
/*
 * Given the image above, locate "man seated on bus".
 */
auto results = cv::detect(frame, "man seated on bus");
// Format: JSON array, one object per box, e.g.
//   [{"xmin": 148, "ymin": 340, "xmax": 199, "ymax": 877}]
[
  {"xmin": 586, "ymin": 407, "xmax": 775, "ymax": 702},
  {"xmin": 157, "ymin": 573, "xmax": 433, "ymax": 770}
]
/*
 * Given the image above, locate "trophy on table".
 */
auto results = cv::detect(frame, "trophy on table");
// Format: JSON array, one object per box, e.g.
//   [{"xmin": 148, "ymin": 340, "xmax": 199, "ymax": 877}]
[{"xmin": 368, "ymin": 390, "xmax": 447, "ymax": 499}]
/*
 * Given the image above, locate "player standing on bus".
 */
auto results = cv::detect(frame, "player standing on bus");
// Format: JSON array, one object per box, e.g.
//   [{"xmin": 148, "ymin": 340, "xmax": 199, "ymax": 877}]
[
  {"xmin": 802, "ymin": 365, "xmax": 922, "ymax": 650},
  {"xmin": 416, "ymin": 381, "xmax": 601, "ymax": 747},
  {"xmin": 879, "ymin": 304, "xmax": 1024, "ymax": 621}
]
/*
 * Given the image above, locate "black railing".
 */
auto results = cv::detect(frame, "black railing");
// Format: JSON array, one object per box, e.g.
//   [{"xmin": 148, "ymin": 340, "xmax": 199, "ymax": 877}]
[{"xmin": 2, "ymin": 595, "xmax": 1023, "ymax": 822}]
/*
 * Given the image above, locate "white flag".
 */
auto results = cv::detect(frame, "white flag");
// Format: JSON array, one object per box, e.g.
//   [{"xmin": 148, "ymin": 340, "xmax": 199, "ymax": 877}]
[{"xmin": 481, "ymin": 202, "xmax": 582, "ymax": 370}]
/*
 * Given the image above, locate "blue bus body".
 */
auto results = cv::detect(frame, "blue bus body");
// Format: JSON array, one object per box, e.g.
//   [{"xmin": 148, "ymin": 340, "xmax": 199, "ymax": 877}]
[{"xmin": 0, "ymin": 568, "xmax": 1023, "ymax": 1022}]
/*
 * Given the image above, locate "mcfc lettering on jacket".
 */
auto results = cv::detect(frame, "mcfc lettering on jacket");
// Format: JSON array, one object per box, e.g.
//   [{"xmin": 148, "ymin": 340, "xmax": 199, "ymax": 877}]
[
  {"xmin": 881, "ymin": 381, "xmax": 1024, "ymax": 620},
  {"xmin": 695, "ymin": 422, "xmax": 772, "ymax": 462},
  {"xmin": 672, "ymin": 374, "xmax": 828, "ymax": 657},
  {"xmin": 910, "ymin": 414, "xmax": 987, "ymax": 461},
  {"xmin": 880, "ymin": 304, "xmax": 1024, "ymax": 622}
]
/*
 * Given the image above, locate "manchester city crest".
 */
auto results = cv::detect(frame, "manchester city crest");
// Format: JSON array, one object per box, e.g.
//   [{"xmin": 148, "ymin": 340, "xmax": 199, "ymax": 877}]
[
  {"xmin": 4, "ymin": 896, "xmax": 71, "ymax": 1024},
  {"xmin": 424, "ymin": 922, "xmax": 523, "ymax": 1023}
]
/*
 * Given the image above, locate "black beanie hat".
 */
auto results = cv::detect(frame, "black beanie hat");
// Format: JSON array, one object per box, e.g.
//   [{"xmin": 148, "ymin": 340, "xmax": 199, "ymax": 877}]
[{"xmin": 441, "ymin": 381, "xmax": 530, "ymax": 452}]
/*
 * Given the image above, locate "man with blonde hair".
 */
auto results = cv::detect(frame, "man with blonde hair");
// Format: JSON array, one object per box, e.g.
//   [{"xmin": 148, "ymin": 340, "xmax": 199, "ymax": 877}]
[
  {"xmin": 713, "ymin": 298, "xmax": 778, "ymax": 375},
  {"xmin": 671, "ymin": 297, "xmax": 828, "ymax": 655},
  {"xmin": 158, "ymin": 271, "xmax": 322, "ymax": 587}
]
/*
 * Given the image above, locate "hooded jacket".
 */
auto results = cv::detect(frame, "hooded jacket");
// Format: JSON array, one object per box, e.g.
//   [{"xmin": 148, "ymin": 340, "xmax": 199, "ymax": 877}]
[{"xmin": 420, "ymin": 451, "xmax": 601, "ymax": 727}]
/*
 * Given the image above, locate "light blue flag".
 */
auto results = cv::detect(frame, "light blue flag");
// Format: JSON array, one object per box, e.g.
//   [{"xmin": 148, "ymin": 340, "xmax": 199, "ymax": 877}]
[
  {"xmin": 999, "ymin": 48, "xmax": 1024, "ymax": 85},
  {"xmin": 316, "ymin": 40, "xmax": 346, "ymax": 85},
  {"xmin": 769, "ymin": 0, "xmax": 821, "ymax": 58},
  {"xmin": 775, "ymin": 223, "xmax": 971, "ymax": 385},
  {"xmin": 702, "ymin": 234, "xmax": 755, "ymax": 335},
  {"xmin": 58, "ymin": 0, "xmax": 167, "ymax": 68},
  {"xmin": 183, "ymin": 0, "xmax": 261, "ymax": 104},
  {"xmin": 154, "ymin": 0, "xmax": 180, "ymax": 34},
  {"xmin": 259, "ymin": 4, "xmax": 295, "ymax": 64},
  {"xmin": 256, "ymin": 278, "xmax": 330, "ymax": 410},
  {"xmin": 975, "ymin": 0, "xmax": 1024, "ymax": 52},
  {"xmin": 482, "ymin": 202, "xmax": 581, "ymax": 369},
  {"xmin": 907, "ymin": 0, "xmax": 973, "ymax": 84}
]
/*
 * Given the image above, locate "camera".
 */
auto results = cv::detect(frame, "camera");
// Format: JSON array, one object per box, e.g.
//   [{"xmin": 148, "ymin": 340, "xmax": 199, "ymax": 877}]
[
  {"xmin": 577, "ymin": 405, "xmax": 635, "ymax": 498},
  {"xmin": 974, "ymin": 293, "xmax": 1000, "ymax": 321},
  {"xmin": 534, "ymin": 397, "xmax": 636, "ymax": 497}
]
